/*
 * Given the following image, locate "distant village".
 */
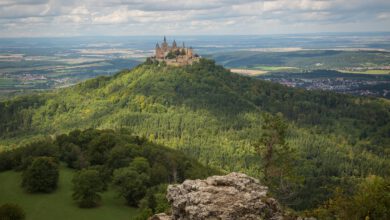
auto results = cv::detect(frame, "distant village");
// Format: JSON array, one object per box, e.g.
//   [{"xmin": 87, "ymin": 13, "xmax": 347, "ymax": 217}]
[
  {"xmin": 260, "ymin": 75, "xmax": 390, "ymax": 98},
  {"xmin": 151, "ymin": 36, "xmax": 200, "ymax": 66}
]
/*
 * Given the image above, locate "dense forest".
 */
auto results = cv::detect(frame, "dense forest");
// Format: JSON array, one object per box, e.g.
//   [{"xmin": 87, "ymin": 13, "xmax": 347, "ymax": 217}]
[{"xmin": 0, "ymin": 59, "xmax": 389, "ymax": 218}]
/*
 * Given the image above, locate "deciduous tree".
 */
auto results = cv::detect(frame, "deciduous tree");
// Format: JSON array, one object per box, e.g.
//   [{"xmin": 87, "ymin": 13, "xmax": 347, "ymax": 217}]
[
  {"xmin": 22, "ymin": 157, "xmax": 59, "ymax": 193},
  {"xmin": 72, "ymin": 169, "xmax": 105, "ymax": 208}
]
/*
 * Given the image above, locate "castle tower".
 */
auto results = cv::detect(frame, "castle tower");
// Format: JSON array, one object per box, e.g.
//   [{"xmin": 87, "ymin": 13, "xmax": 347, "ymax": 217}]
[
  {"xmin": 155, "ymin": 43, "xmax": 164, "ymax": 59},
  {"xmin": 187, "ymin": 47, "xmax": 193, "ymax": 58},
  {"xmin": 162, "ymin": 36, "xmax": 168, "ymax": 51},
  {"xmin": 172, "ymin": 40, "xmax": 177, "ymax": 49}
]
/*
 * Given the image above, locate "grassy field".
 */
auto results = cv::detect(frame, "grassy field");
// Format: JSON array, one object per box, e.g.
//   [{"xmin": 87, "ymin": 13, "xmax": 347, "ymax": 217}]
[
  {"xmin": 338, "ymin": 69, "xmax": 390, "ymax": 75},
  {"xmin": 230, "ymin": 66, "xmax": 298, "ymax": 76},
  {"xmin": 230, "ymin": 68, "xmax": 267, "ymax": 76},
  {"xmin": 253, "ymin": 65, "xmax": 298, "ymax": 71},
  {"xmin": 0, "ymin": 166, "xmax": 140, "ymax": 220},
  {"xmin": 0, "ymin": 78, "xmax": 18, "ymax": 88}
]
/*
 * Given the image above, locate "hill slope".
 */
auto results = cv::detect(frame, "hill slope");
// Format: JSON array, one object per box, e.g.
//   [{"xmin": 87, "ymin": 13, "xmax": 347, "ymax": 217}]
[{"xmin": 1, "ymin": 59, "xmax": 389, "ymax": 210}]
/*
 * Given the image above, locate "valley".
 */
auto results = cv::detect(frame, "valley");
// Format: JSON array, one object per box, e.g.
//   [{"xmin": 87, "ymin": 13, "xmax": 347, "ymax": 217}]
[{"xmin": 1, "ymin": 34, "xmax": 389, "ymax": 100}]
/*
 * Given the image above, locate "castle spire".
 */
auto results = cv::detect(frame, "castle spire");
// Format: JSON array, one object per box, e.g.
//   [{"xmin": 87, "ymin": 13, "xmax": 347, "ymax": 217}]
[
  {"xmin": 164, "ymin": 36, "xmax": 167, "ymax": 42},
  {"xmin": 182, "ymin": 42, "xmax": 185, "ymax": 48},
  {"xmin": 173, "ymin": 40, "xmax": 177, "ymax": 48},
  {"xmin": 156, "ymin": 43, "xmax": 160, "ymax": 48}
]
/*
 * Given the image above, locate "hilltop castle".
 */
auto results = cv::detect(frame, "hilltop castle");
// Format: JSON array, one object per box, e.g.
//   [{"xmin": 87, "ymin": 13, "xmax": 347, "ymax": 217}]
[{"xmin": 153, "ymin": 36, "xmax": 200, "ymax": 66}]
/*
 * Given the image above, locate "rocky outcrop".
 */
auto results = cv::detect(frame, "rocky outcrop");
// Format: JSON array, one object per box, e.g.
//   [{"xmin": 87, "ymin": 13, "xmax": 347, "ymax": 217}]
[
  {"xmin": 150, "ymin": 172, "xmax": 288, "ymax": 220},
  {"xmin": 148, "ymin": 213, "xmax": 172, "ymax": 220}
]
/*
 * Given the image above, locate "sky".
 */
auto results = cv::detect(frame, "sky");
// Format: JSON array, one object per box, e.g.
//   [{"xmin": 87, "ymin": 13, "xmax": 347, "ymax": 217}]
[{"xmin": 0, "ymin": 0, "xmax": 389, "ymax": 37}]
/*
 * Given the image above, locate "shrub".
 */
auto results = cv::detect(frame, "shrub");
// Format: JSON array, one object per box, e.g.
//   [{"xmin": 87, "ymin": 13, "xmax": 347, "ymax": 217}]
[{"xmin": 0, "ymin": 203, "xmax": 25, "ymax": 220}]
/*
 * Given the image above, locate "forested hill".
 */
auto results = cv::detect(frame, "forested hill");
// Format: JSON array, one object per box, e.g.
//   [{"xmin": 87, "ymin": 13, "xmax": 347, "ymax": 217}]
[
  {"xmin": 1, "ymin": 59, "xmax": 389, "ymax": 140},
  {"xmin": 0, "ymin": 59, "xmax": 389, "ymax": 211}
]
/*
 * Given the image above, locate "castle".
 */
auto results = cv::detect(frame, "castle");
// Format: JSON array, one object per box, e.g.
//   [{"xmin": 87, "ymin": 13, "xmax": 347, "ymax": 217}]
[{"xmin": 153, "ymin": 36, "xmax": 200, "ymax": 66}]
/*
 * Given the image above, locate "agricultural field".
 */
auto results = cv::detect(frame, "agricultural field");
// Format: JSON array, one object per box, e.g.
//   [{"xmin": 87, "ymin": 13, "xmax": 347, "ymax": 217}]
[
  {"xmin": 338, "ymin": 69, "xmax": 390, "ymax": 75},
  {"xmin": 252, "ymin": 65, "xmax": 298, "ymax": 72},
  {"xmin": 0, "ymin": 78, "xmax": 18, "ymax": 89},
  {"xmin": 229, "ymin": 68, "xmax": 267, "ymax": 76},
  {"xmin": 212, "ymin": 50, "xmax": 390, "ymax": 70}
]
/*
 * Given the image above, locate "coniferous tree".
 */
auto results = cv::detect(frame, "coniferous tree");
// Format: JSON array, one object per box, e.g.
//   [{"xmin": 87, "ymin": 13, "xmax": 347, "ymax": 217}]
[{"xmin": 254, "ymin": 113, "xmax": 300, "ymax": 204}]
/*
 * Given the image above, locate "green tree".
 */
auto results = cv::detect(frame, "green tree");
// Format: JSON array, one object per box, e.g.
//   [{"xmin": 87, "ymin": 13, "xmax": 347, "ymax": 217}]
[
  {"xmin": 0, "ymin": 203, "xmax": 25, "ymax": 220},
  {"xmin": 145, "ymin": 57, "xmax": 153, "ymax": 65},
  {"xmin": 349, "ymin": 175, "xmax": 389, "ymax": 219},
  {"xmin": 22, "ymin": 157, "xmax": 59, "ymax": 193},
  {"xmin": 107, "ymin": 145, "xmax": 134, "ymax": 169},
  {"xmin": 88, "ymin": 165, "xmax": 111, "ymax": 191},
  {"xmin": 313, "ymin": 175, "xmax": 390, "ymax": 220},
  {"xmin": 253, "ymin": 113, "xmax": 300, "ymax": 203},
  {"xmin": 16, "ymin": 139, "xmax": 59, "ymax": 171},
  {"xmin": 150, "ymin": 163, "xmax": 169, "ymax": 185},
  {"xmin": 60, "ymin": 143, "xmax": 87, "ymax": 169},
  {"xmin": 72, "ymin": 169, "xmax": 105, "ymax": 208},
  {"xmin": 139, "ymin": 184, "xmax": 170, "ymax": 214},
  {"xmin": 129, "ymin": 157, "xmax": 151, "ymax": 176},
  {"xmin": 166, "ymin": 51, "xmax": 176, "ymax": 59},
  {"xmin": 254, "ymin": 113, "xmax": 288, "ymax": 182},
  {"xmin": 86, "ymin": 133, "xmax": 117, "ymax": 165},
  {"xmin": 113, "ymin": 166, "xmax": 150, "ymax": 206}
]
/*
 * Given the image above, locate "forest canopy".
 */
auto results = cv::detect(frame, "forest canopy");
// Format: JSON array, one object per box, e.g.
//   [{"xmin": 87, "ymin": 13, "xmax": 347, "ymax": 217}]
[{"xmin": 0, "ymin": 59, "xmax": 389, "ymax": 215}]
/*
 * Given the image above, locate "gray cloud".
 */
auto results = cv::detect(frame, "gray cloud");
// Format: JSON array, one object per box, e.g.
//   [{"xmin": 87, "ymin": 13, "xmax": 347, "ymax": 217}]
[
  {"xmin": 0, "ymin": 0, "xmax": 49, "ymax": 7},
  {"xmin": 0, "ymin": 0, "xmax": 389, "ymax": 37}
]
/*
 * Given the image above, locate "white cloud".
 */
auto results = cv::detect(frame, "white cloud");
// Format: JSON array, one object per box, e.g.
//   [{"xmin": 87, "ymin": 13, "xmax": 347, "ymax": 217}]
[
  {"xmin": 0, "ymin": 0, "xmax": 389, "ymax": 37},
  {"xmin": 92, "ymin": 8, "xmax": 130, "ymax": 24},
  {"xmin": 377, "ymin": 12, "xmax": 390, "ymax": 20}
]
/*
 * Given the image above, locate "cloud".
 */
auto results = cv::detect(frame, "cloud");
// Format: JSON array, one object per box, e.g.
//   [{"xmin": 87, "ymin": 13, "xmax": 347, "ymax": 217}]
[
  {"xmin": 0, "ymin": 0, "xmax": 389, "ymax": 37},
  {"xmin": 0, "ymin": 0, "xmax": 49, "ymax": 7}
]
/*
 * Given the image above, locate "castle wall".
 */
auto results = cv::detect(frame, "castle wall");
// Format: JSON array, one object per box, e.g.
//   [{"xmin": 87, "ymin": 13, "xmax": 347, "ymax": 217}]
[{"xmin": 154, "ymin": 37, "xmax": 199, "ymax": 66}]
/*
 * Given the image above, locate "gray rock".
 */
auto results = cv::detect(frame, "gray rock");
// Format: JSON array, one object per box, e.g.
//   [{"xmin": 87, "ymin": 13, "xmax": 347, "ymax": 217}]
[
  {"xmin": 149, "ymin": 213, "xmax": 172, "ymax": 220},
  {"xmin": 151, "ymin": 172, "xmax": 287, "ymax": 220}
]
